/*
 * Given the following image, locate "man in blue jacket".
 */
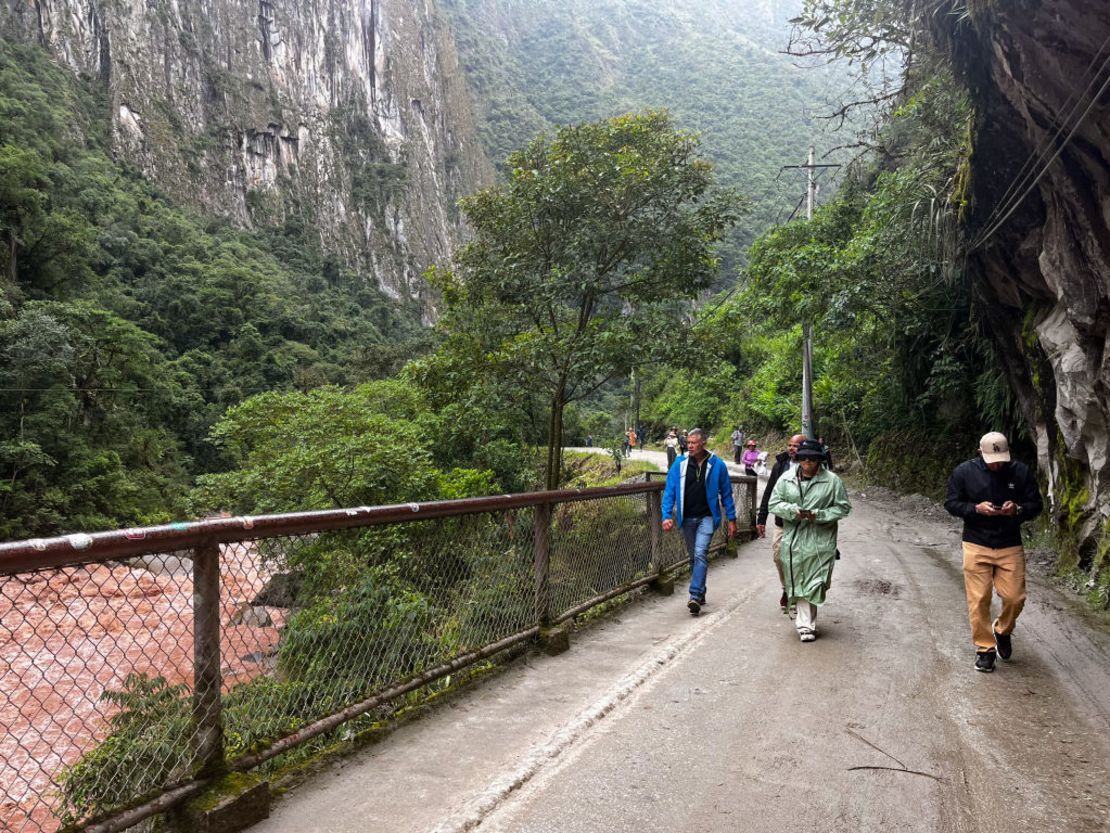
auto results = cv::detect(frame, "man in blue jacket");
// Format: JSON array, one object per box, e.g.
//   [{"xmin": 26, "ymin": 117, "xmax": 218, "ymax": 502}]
[{"xmin": 661, "ymin": 428, "xmax": 737, "ymax": 614}]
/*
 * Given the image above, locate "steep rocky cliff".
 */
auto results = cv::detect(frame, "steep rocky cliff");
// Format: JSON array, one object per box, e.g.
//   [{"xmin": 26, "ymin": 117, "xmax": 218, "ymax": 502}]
[
  {"xmin": 0, "ymin": 0, "xmax": 492, "ymax": 304},
  {"xmin": 938, "ymin": 1, "xmax": 1110, "ymax": 592}
]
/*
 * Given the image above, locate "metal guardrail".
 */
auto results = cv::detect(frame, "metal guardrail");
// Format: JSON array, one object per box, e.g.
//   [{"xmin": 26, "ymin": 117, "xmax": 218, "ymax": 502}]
[{"xmin": 0, "ymin": 476, "xmax": 757, "ymax": 833}]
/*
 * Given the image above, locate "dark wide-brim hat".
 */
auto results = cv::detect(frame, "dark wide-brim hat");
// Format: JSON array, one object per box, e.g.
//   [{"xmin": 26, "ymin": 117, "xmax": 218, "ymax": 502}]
[{"xmin": 795, "ymin": 439, "xmax": 826, "ymax": 460}]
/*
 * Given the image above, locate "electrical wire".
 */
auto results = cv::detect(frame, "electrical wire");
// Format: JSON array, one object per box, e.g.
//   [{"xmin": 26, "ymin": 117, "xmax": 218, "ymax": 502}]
[
  {"xmin": 978, "ymin": 30, "xmax": 1110, "ymax": 231},
  {"xmin": 969, "ymin": 59, "xmax": 1110, "ymax": 252},
  {"xmin": 783, "ymin": 193, "xmax": 807, "ymax": 223},
  {"xmin": 968, "ymin": 33, "xmax": 1110, "ymax": 251},
  {"xmin": 0, "ymin": 387, "xmax": 153, "ymax": 392}
]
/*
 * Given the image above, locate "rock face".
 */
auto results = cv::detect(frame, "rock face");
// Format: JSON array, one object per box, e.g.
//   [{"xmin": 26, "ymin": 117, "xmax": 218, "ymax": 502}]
[
  {"xmin": 938, "ymin": 1, "xmax": 1110, "ymax": 585},
  {"xmin": 0, "ymin": 0, "xmax": 492, "ymax": 303}
]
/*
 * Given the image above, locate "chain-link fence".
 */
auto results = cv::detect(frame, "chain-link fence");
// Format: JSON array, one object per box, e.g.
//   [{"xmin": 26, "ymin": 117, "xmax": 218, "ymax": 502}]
[
  {"xmin": 644, "ymin": 471, "xmax": 758, "ymax": 565},
  {"xmin": 0, "ymin": 476, "xmax": 757, "ymax": 833}
]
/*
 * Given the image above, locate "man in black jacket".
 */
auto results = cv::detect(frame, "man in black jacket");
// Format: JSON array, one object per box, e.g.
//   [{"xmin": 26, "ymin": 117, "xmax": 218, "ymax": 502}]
[
  {"xmin": 756, "ymin": 433, "xmax": 805, "ymax": 611},
  {"xmin": 944, "ymin": 431, "xmax": 1043, "ymax": 673}
]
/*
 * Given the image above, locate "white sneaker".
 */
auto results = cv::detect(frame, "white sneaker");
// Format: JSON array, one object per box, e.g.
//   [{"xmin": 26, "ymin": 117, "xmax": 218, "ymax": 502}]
[{"xmin": 798, "ymin": 630, "xmax": 816, "ymax": 642}]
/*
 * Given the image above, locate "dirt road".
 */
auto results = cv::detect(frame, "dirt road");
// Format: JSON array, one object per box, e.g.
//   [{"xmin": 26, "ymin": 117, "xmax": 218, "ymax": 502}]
[{"xmin": 250, "ymin": 489, "xmax": 1110, "ymax": 833}]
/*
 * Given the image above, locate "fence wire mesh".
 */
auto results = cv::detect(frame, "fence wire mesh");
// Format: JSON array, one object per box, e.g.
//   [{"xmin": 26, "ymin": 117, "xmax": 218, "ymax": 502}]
[
  {"xmin": 1, "ymin": 554, "xmax": 201, "ymax": 833},
  {"xmin": 215, "ymin": 514, "xmax": 537, "ymax": 773},
  {"xmin": 646, "ymin": 473, "xmax": 757, "ymax": 574},
  {"xmin": 549, "ymin": 494, "xmax": 656, "ymax": 617},
  {"xmin": 1, "ymin": 479, "xmax": 755, "ymax": 832}
]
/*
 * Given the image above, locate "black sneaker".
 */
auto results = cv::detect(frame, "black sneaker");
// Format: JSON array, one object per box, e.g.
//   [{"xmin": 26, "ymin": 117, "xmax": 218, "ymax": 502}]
[
  {"xmin": 995, "ymin": 630, "xmax": 1012, "ymax": 660},
  {"xmin": 687, "ymin": 598, "xmax": 701, "ymax": 615},
  {"xmin": 975, "ymin": 651, "xmax": 996, "ymax": 673}
]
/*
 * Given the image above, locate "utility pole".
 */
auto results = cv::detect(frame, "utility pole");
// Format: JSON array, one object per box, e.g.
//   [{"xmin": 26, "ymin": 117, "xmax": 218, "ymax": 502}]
[
  {"xmin": 781, "ymin": 146, "xmax": 840, "ymax": 441},
  {"xmin": 802, "ymin": 146, "xmax": 816, "ymax": 441}
]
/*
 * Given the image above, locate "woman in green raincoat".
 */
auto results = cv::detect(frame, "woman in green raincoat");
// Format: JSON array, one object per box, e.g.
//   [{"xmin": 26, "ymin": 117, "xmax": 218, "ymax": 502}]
[{"xmin": 767, "ymin": 438, "xmax": 852, "ymax": 641}]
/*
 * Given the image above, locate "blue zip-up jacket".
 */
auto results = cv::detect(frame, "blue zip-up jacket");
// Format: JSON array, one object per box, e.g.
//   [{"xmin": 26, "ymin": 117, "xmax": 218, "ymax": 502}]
[{"xmin": 661, "ymin": 453, "xmax": 737, "ymax": 528}]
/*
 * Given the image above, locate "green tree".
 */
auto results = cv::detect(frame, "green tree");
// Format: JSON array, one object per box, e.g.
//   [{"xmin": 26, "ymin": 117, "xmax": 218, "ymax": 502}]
[
  {"xmin": 429, "ymin": 111, "xmax": 741, "ymax": 490},
  {"xmin": 0, "ymin": 144, "xmax": 48, "ymax": 282},
  {"xmin": 191, "ymin": 381, "xmax": 496, "ymax": 515}
]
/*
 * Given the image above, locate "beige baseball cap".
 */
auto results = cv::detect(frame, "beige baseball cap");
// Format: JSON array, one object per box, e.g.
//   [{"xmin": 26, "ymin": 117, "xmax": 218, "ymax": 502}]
[{"xmin": 979, "ymin": 431, "xmax": 1011, "ymax": 463}]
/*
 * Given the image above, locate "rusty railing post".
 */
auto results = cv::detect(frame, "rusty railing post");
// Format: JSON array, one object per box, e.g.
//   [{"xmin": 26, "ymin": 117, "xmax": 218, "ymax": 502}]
[
  {"xmin": 647, "ymin": 487, "xmax": 674, "ymax": 595},
  {"xmin": 747, "ymin": 478, "xmax": 758, "ymax": 539},
  {"xmin": 533, "ymin": 503, "xmax": 552, "ymax": 627},
  {"xmin": 647, "ymin": 490, "xmax": 662, "ymax": 570},
  {"xmin": 192, "ymin": 539, "xmax": 225, "ymax": 777}
]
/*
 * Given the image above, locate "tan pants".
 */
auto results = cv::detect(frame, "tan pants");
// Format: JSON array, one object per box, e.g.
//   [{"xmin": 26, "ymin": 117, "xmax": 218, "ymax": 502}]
[
  {"xmin": 962, "ymin": 542, "xmax": 1026, "ymax": 651},
  {"xmin": 772, "ymin": 525, "xmax": 785, "ymax": 589}
]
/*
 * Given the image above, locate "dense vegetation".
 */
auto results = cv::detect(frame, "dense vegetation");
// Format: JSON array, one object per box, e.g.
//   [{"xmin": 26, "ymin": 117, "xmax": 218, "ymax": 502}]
[
  {"xmin": 0, "ymin": 3, "xmax": 862, "ymax": 538},
  {"xmin": 638, "ymin": 1, "xmax": 1023, "ymax": 497},
  {"xmin": 427, "ymin": 111, "xmax": 740, "ymax": 489},
  {"xmin": 0, "ymin": 42, "xmax": 429, "ymax": 538},
  {"xmin": 0, "ymin": 2, "xmax": 1029, "ymax": 531}
]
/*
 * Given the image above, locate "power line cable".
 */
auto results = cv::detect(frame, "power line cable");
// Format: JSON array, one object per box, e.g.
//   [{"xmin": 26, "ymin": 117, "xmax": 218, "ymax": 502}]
[
  {"xmin": 968, "ymin": 34, "xmax": 1110, "ymax": 250},
  {"xmin": 784, "ymin": 193, "xmax": 807, "ymax": 223},
  {"xmin": 983, "ymin": 30, "xmax": 1110, "ymax": 224},
  {"xmin": 0, "ymin": 387, "xmax": 155, "ymax": 392},
  {"xmin": 969, "ymin": 58, "xmax": 1110, "ymax": 252}
]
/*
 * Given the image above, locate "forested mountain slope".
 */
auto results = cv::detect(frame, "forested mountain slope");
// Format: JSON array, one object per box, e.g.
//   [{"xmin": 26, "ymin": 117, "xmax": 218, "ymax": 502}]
[
  {"xmin": 0, "ymin": 0, "xmax": 851, "ymax": 538},
  {"xmin": 442, "ymin": 0, "xmax": 849, "ymax": 268},
  {"xmin": 0, "ymin": 44, "xmax": 430, "ymax": 537},
  {"xmin": 0, "ymin": 0, "xmax": 499, "ymax": 538}
]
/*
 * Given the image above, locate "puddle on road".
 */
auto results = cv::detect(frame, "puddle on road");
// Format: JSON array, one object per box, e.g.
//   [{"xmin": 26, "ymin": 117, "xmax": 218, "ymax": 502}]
[{"xmin": 852, "ymin": 578, "xmax": 902, "ymax": 597}]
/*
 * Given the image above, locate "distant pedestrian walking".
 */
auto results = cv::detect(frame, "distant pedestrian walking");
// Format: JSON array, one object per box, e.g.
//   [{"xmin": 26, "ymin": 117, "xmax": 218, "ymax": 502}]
[
  {"xmin": 731, "ymin": 426, "xmax": 745, "ymax": 464},
  {"xmin": 768, "ymin": 439, "xmax": 851, "ymax": 642},
  {"xmin": 757, "ymin": 434, "xmax": 805, "ymax": 612},
  {"xmin": 661, "ymin": 428, "xmax": 737, "ymax": 616},
  {"xmin": 626, "ymin": 429, "xmax": 637, "ymax": 457},
  {"xmin": 741, "ymin": 440, "xmax": 760, "ymax": 476},
  {"xmin": 817, "ymin": 435, "xmax": 834, "ymax": 472},
  {"xmin": 664, "ymin": 429, "xmax": 679, "ymax": 467},
  {"xmin": 944, "ymin": 431, "xmax": 1043, "ymax": 673}
]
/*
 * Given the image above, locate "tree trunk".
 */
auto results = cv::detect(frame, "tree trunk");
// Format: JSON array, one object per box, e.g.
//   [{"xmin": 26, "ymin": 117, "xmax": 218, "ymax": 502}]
[
  {"xmin": 7, "ymin": 228, "xmax": 16, "ymax": 283},
  {"xmin": 544, "ymin": 381, "xmax": 567, "ymax": 492}
]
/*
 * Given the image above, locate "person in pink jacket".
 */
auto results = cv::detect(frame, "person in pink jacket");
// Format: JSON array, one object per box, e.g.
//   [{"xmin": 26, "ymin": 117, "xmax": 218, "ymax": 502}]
[{"xmin": 742, "ymin": 440, "xmax": 760, "ymax": 476}]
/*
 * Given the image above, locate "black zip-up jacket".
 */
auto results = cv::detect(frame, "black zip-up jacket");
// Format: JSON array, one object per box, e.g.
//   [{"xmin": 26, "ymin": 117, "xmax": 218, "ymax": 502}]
[
  {"xmin": 943, "ymin": 457, "xmax": 1043, "ymax": 548},
  {"xmin": 757, "ymin": 450, "xmax": 794, "ymax": 528}
]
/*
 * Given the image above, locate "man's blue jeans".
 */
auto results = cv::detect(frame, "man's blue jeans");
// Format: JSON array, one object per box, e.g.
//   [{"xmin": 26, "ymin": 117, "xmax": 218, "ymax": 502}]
[{"xmin": 681, "ymin": 515, "xmax": 716, "ymax": 601}]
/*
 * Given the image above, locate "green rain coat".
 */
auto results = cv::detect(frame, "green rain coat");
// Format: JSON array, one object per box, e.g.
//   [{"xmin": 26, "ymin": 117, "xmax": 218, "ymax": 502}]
[{"xmin": 767, "ymin": 466, "xmax": 852, "ymax": 605}]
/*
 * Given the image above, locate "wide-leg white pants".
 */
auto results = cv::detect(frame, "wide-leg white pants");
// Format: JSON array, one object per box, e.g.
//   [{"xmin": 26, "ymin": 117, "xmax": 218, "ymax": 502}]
[{"xmin": 795, "ymin": 599, "xmax": 817, "ymax": 637}]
